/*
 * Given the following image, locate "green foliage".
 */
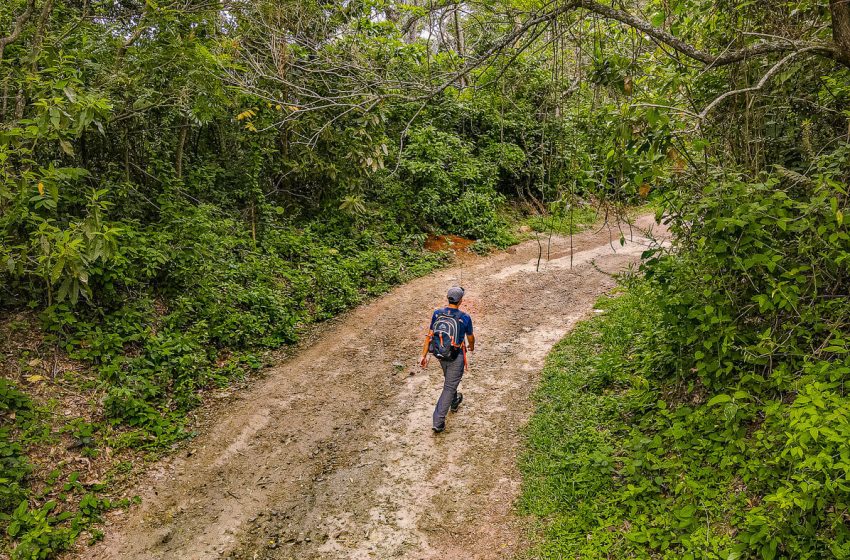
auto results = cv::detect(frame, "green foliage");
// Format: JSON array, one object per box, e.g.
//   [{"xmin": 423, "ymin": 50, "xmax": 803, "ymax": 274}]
[
  {"xmin": 640, "ymin": 149, "xmax": 850, "ymax": 558},
  {"xmin": 0, "ymin": 381, "xmax": 33, "ymax": 515},
  {"xmin": 526, "ymin": 203, "xmax": 599, "ymax": 235},
  {"xmin": 521, "ymin": 287, "xmax": 665, "ymax": 558},
  {"xmin": 6, "ymin": 482, "xmax": 117, "ymax": 560},
  {"xmin": 0, "ymin": 379, "xmax": 121, "ymax": 559},
  {"xmin": 646, "ymin": 150, "xmax": 850, "ymax": 391},
  {"xmin": 522, "ymin": 147, "xmax": 850, "ymax": 559},
  {"xmin": 7, "ymin": 501, "xmax": 76, "ymax": 560},
  {"xmin": 392, "ymin": 125, "xmax": 512, "ymax": 244}
]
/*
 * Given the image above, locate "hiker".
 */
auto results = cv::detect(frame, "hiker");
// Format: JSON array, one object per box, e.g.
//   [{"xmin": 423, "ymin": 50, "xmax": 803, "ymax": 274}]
[{"xmin": 419, "ymin": 286, "xmax": 475, "ymax": 433}]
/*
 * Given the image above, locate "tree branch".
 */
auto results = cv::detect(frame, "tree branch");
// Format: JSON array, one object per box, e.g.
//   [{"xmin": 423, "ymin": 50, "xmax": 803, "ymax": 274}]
[
  {"xmin": 430, "ymin": 0, "xmax": 840, "ymax": 101},
  {"xmin": 698, "ymin": 47, "xmax": 822, "ymax": 120},
  {"xmin": 0, "ymin": 0, "xmax": 36, "ymax": 63},
  {"xmin": 115, "ymin": 6, "xmax": 150, "ymax": 62},
  {"xmin": 29, "ymin": 0, "xmax": 54, "ymax": 71},
  {"xmin": 426, "ymin": 1, "xmax": 581, "ymax": 99},
  {"xmin": 574, "ymin": 0, "xmax": 838, "ymax": 67}
]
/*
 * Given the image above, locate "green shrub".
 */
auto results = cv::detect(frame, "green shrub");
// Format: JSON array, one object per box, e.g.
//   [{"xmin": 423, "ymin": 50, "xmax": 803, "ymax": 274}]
[
  {"xmin": 392, "ymin": 125, "xmax": 513, "ymax": 244},
  {"xmin": 25, "ymin": 201, "xmax": 449, "ymax": 452},
  {"xmin": 522, "ymin": 149, "xmax": 850, "ymax": 559},
  {"xmin": 7, "ymin": 501, "xmax": 76, "ymax": 560},
  {"xmin": 0, "ymin": 381, "xmax": 33, "ymax": 514},
  {"xmin": 6, "ymin": 488, "xmax": 117, "ymax": 560},
  {"xmin": 0, "ymin": 382, "xmax": 121, "ymax": 559}
]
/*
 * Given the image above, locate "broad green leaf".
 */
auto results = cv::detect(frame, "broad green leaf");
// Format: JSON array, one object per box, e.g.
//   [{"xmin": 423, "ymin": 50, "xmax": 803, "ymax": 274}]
[{"xmin": 707, "ymin": 394, "xmax": 732, "ymax": 406}]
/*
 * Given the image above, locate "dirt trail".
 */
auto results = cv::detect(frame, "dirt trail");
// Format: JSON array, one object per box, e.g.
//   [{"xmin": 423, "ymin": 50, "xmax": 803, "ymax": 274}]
[{"xmin": 80, "ymin": 215, "xmax": 666, "ymax": 560}]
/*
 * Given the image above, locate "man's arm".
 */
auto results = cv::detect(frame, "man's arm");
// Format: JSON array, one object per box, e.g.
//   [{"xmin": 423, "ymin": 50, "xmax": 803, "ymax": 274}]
[
  {"xmin": 419, "ymin": 311, "xmax": 438, "ymax": 368},
  {"xmin": 419, "ymin": 330, "xmax": 433, "ymax": 368},
  {"xmin": 466, "ymin": 333, "xmax": 475, "ymax": 352}
]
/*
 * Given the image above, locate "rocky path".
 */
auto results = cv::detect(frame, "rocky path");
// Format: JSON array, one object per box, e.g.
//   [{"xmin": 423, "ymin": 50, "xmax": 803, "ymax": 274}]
[{"xmin": 80, "ymin": 214, "xmax": 665, "ymax": 560}]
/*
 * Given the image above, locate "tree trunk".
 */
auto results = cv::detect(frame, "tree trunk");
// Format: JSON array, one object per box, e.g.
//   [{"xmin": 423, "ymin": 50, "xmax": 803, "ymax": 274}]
[
  {"xmin": 124, "ymin": 129, "xmax": 131, "ymax": 182},
  {"xmin": 438, "ymin": 10, "xmax": 450, "ymax": 50},
  {"xmin": 250, "ymin": 202, "xmax": 257, "ymax": 244},
  {"xmin": 403, "ymin": 0, "xmax": 421, "ymax": 43},
  {"xmin": 175, "ymin": 116, "xmax": 190, "ymax": 180},
  {"xmin": 15, "ymin": 86, "xmax": 25, "ymax": 119},
  {"xmin": 453, "ymin": 4, "xmax": 466, "ymax": 88},
  {"xmin": 385, "ymin": 4, "xmax": 399, "ymax": 24},
  {"xmin": 1, "ymin": 80, "xmax": 8, "ymax": 123},
  {"xmin": 831, "ymin": 0, "xmax": 850, "ymax": 66},
  {"xmin": 30, "ymin": 0, "xmax": 55, "ymax": 72}
]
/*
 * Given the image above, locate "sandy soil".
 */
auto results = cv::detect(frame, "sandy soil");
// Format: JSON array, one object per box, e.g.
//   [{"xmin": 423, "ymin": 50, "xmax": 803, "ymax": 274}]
[{"xmin": 76, "ymin": 214, "xmax": 666, "ymax": 560}]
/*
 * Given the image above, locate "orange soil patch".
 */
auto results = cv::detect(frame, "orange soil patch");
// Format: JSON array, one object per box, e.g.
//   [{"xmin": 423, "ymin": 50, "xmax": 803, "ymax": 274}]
[{"xmin": 424, "ymin": 234, "xmax": 475, "ymax": 253}]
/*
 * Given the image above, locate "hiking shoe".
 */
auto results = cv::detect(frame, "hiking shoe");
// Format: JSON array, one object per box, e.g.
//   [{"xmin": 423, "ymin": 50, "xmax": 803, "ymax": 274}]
[
  {"xmin": 450, "ymin": 393, "xmax": 464, "ymax": 413},
  {"xmin": 432, "ymin": 424, "xmax": 445, "ymax": 433}
]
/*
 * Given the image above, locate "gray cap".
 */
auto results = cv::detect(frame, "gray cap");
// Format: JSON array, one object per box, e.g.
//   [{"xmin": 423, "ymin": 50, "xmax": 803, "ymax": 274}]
[{"xmin": 447, "ymin": 286, "xmax": 465, "ymax": 303}]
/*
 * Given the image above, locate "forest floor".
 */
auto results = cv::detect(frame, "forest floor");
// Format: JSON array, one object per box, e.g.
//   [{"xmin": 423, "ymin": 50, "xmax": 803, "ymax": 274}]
[{"xmin": 70, "ymin": 213, "xmax": 666, "ymax": 560}]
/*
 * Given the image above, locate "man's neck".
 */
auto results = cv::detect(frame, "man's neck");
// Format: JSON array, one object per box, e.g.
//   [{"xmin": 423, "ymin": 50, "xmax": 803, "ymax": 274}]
[{"xmin": 448, "ymin": 303, "xmax": 460, "ymax": 309}]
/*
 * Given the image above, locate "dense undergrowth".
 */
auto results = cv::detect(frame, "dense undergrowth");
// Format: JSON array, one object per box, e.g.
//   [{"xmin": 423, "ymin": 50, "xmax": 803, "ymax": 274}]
[{"xmin": 521, "ymin": 150, "xmax": 850, "ymax": 559}]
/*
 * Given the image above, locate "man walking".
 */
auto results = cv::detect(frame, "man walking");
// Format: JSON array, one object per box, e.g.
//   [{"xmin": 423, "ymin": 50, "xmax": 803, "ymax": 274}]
[{"xmin": 419, "ymin": 286, "xmax": 475, "ymax": 433}]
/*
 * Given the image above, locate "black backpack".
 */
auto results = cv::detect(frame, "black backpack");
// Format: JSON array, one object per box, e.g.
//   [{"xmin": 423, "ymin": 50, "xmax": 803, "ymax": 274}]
[{"xmin": 430, "ymin": 310, "xmax": 461, "ymax": 360}]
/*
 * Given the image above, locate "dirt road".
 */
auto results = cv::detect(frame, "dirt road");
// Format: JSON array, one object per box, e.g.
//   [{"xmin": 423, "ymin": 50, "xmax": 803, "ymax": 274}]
[{"xmin": 81, "ymin": 214, "xmax": 665, "ymax": 560}]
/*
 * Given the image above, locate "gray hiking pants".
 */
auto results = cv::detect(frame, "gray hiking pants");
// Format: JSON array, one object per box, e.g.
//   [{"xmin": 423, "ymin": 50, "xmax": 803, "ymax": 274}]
[{"xmin": 433, "ymin": 354, "xmax": 464, "ymax": 428}]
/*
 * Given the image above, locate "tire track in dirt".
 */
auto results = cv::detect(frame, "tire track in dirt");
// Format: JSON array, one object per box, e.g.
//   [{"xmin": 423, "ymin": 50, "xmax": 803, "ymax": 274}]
[{"xmin": 77, "ymin": 215, "xmax": 666, "ymax": 560}]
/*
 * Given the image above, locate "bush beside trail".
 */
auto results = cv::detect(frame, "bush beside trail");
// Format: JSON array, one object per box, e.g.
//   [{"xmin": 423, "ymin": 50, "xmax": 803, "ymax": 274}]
[{"xmin": 521, "ymin": 153, "xmax": 850, "ymax": 559}]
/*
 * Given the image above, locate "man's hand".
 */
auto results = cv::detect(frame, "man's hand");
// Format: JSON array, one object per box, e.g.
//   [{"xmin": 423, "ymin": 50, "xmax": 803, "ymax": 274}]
[{"xmin": 419, "ymin": 354, "xmax": 429, "ymax": 368}]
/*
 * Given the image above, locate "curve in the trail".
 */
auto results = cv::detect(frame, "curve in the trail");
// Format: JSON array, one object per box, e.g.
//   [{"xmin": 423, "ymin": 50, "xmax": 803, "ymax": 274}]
[{"xmin": 77, "ymin": 215, "xmax": 666, "ymax": 560}]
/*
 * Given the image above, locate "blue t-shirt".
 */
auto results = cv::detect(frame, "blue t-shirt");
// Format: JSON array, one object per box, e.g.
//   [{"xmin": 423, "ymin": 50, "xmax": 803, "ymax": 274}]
[{"xmin": 429, "ymin": 307, "xmax": 473, "ymax": 345}]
